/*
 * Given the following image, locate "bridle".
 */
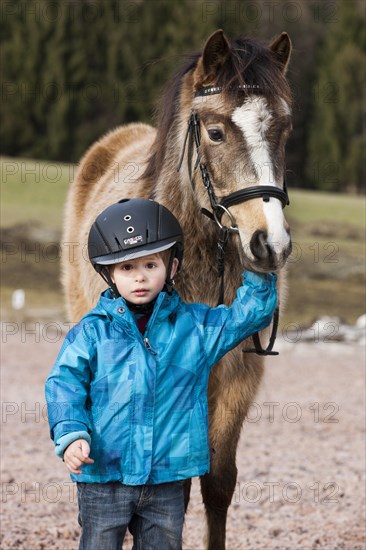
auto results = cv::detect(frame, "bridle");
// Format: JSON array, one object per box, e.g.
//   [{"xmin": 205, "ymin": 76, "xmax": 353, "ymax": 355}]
[{"xmin": 177, "ymin": 85, "xmax": 290, "ymax": 355}]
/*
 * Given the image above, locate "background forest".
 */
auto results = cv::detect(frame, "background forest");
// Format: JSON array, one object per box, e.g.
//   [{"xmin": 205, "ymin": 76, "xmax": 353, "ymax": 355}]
[{"xmin": 1, "ymin": 0, "xmax": 365, "ymax": 192}]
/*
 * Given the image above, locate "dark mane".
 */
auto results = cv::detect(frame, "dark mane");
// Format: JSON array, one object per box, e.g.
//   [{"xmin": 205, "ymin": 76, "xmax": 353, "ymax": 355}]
[
  {"xmin": 142, "ymin": 53, "xmax": 200, "ymax": 183},
  {"xmin": 225, "ymin": 37, "xmax": 292, "ymax": 99},
  {"xmin": 143, "ymin": 37, "xmax": 292, "ymax": 183}
]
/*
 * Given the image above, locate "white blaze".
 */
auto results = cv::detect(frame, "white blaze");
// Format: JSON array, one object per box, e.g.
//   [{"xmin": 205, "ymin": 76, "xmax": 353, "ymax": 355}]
[
  {"xmin": 232, "ymin": 96, "xmax": 274, "ymax": 185},
  {"xmin": 232, "ymin": 96, "xmax": 290, "ymax": 255}
]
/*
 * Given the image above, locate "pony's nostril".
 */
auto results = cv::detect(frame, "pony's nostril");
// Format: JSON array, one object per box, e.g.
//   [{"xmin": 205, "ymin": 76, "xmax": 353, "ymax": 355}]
[
  {"xmin": 250, "ymin": 230, "xmax": 271, "ymax": 260},
  {"xmin": 284, "ymin": 239, "xmax": 292, "ymax": 259}
]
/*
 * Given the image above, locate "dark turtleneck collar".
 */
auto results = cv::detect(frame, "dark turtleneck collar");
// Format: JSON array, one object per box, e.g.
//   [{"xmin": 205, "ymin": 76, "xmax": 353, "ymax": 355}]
[
  {"xmin": 124, "ymin": 297, "xmax": 158, "ymax": 334},
  {"xmin": 124, "ymin": 296, "xmax": 157, "ymax": 316}
]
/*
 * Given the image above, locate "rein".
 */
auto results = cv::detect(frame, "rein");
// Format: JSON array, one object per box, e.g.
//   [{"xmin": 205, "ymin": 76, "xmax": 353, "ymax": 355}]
[{"xmin": 177, "ymin": 87, "xmax": 290, "ymax": 355}]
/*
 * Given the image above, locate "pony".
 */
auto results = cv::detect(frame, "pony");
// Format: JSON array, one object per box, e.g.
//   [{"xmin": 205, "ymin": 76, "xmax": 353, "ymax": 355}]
[{"xmin": 62, "ymin": 30, "xmax": 292, "ymax": 549}]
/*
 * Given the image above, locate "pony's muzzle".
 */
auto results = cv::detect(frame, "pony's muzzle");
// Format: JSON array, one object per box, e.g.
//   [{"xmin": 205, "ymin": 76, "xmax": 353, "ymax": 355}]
[{"xmin": 250, "ymin": 230, "xmax": 292, "ymax": 269}]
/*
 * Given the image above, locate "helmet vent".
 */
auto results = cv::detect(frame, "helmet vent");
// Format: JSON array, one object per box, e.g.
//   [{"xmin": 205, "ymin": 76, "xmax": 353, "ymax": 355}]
[
  {"xmin": 114, "ymin": 236, "xmax": 121, "ymax": 247},
  {"xmin": 127, "ymin": 226, "xmax": 134, "ymax": 233},
  {"xmin": 124, "ymin": 215, "xmax": 131, "ymax": 221}
]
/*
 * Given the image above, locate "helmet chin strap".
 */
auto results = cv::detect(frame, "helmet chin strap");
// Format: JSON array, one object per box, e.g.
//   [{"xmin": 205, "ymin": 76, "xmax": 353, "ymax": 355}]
[
  {"xmin": 96, "ymin": 266, "xmax": 120, "ymax": 299},
  {"xmin": 164, "ymin": 248, "xmax": 177, "ymax": 295}
]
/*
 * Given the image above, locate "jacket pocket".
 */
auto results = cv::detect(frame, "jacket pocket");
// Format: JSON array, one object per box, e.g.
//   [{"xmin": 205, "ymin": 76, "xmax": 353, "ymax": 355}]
[{"xmin": 189, "ymin": 400, "xmax": 209, "ymax": 460}]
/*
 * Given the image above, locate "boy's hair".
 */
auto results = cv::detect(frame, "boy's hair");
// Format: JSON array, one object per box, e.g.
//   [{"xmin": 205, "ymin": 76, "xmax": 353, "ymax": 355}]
[{"xmin": 158, "ymin": 249, "xmax": 173, "ymax": 268}]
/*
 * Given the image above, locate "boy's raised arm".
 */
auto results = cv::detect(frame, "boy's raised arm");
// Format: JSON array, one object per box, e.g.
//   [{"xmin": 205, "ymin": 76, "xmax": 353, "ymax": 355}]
[{"xmin": 191, "ymin": 271, "xmax": 278, "ymax": 367}]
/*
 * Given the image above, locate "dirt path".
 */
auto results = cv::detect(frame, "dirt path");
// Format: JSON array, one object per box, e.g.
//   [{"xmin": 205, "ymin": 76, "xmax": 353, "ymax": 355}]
[{"xmin": 1, "ymin": 327, "xmax": 365, "ymax": 549}]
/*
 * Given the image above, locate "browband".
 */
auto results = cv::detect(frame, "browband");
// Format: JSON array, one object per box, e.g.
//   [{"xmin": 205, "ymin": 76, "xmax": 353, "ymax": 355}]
[{"xmin": 195, "ymin": 84, "xmax": 261, "ymax": 97}]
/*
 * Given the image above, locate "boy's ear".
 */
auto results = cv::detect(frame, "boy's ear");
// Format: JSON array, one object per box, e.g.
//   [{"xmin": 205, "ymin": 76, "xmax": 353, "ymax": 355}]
[{"xmin": 170, "ymin": 258, "xmax": 179, "ymax": 279}]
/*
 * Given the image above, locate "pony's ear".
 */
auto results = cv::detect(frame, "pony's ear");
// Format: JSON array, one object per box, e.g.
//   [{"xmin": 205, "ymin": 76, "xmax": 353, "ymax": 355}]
[
  {"xmin": 194, "ymin": 29, "xmax": 231, "ymax": 89},
  {"xmin": 269, "ymin": 32, "xmax": 292, "ymax": 74}
]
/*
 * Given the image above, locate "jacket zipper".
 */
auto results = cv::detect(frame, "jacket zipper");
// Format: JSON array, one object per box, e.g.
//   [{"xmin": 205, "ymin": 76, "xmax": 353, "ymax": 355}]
[
  {"xmin": 143, "ymin": 337, "xmax": 157, "ymax": 355},
  {"xmin": 141, "ymin": 294, "xmax": 167, "ymax": 355}
]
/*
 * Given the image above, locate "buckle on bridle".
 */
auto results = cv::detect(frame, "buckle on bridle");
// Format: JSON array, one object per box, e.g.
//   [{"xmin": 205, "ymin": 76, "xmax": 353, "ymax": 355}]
[{"xmin": 213, "ymin": 204, "xmax": 239, "ymax": 233}]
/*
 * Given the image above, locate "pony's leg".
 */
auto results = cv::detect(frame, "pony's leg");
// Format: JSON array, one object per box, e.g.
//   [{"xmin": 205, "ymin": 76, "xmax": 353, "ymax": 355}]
[
  {"xmin": 200, "ymin": 353, "xmax": 264, "ymax": 550},
  {"xmin": 183, "ymin": 478, "xmax": 192, "ymax": 513},
  {"xmin": 200, "ymin": 433, "xmax": 238, "ymax": 550}
]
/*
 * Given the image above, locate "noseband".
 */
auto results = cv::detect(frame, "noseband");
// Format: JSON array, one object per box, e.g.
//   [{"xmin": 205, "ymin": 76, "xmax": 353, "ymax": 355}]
[{"xmin": 177, "ymin": 87, "xmax": 290, "ymax": 355}]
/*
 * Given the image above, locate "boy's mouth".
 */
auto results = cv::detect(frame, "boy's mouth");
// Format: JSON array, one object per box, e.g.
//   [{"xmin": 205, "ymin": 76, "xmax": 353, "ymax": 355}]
[{"xmin": 133, "ymin": 289, "xmax": 149, "ymax": 296}]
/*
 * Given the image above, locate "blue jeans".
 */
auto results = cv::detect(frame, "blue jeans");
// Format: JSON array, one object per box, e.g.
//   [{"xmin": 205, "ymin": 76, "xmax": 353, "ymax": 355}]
[{"xmin": 77, "ymin": 481, "xmax": 184, "ymax": 550}]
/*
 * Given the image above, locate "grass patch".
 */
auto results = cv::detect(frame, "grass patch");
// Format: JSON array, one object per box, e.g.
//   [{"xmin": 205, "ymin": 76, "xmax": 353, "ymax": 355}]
[
  {"xmin": 287, "ymin": 189, "xmax": 365, "ymax": 229},
  {"xmin": 1, "ymin": 286, "xmax": 65, "ymax": 322},
  {"xmin": 1, "ymin": 158, "xmax": 365, "ymax": 326},
  {"xmin": 282, "ymin": 189, "xmax": 365, "ymax": 325},
  {"xmin": 282, "ymin": 276, "xmax": 365, "ymax": 328},
  {"xmin": 1, "ymin": 157, "xmax": 73, "ymax": 230}
]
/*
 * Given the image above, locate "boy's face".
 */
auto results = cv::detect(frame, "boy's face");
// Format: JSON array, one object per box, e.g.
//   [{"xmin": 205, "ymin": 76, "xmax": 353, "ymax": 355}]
[{"xmin": 111, "ymin": 253, "xmax": 179, "ymax": 305}]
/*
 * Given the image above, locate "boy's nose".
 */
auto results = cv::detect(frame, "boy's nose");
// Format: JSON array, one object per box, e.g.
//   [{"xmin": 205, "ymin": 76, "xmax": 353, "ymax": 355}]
[{"xmin": 135, "ymin": 270, "xmax": 145, "ymax": 281}]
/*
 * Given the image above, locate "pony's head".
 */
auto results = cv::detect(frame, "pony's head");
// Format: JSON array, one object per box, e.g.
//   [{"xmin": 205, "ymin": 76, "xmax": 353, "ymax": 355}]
[{"xmin": 181, "ymin": 30, "xmax": 293, "ymax": 273}]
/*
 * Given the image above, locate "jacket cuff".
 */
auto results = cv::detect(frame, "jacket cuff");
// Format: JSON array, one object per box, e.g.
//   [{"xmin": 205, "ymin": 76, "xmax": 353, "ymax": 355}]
[
  {"xmin": 243, "ymin": 271, "xmax": 277, "ymax": 287},
  {"xmin": 55, "ymin": 431, "xmax": 91, "ymax": 458}
]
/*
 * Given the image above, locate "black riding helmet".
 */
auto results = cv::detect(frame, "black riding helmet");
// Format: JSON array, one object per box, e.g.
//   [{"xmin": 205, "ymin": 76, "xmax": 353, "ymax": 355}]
[{"xmin": 88, "ymin": 198, "xmax": 184, "ymax": 297}]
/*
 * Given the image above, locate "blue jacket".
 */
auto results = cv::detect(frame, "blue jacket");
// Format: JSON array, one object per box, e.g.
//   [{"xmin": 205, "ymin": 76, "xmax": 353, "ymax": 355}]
[{"xmin": 45, "ymin": 271, "xmax": 277, "ymax": 485}]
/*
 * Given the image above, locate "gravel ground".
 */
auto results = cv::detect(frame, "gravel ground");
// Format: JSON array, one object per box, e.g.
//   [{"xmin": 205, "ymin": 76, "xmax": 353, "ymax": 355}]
[{"xmin": 1, "ymin": 326, "xmax": 365, "ymax": 549}]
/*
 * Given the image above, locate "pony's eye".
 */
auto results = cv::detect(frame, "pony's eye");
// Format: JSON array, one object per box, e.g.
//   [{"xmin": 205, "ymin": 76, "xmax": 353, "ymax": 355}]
[{"xmin": 207, "ymin": 128, "xmax": 224, "ymax": 142}]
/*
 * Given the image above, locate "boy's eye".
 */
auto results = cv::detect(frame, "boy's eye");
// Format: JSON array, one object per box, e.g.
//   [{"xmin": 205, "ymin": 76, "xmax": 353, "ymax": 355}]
[
  {"xmin": 146, "ymin": 263, "xmax": 156, "ymax": 269},
  {"xmin": 121, "ymin": 264, "xmax": 133, "ymax": 271}
]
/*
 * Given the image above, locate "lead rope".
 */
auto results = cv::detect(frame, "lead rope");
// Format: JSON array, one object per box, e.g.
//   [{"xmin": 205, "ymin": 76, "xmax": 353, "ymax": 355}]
[
  {"xmin": 244, "ymin": 306, "xmax": 280, "ymax": 356},
  {"xmin": 177, "ymin": 110, "xmax": 281, "ymax": 355},
  {"xmin": 217, "ymin": 227, "xmax": 229, "ymax": 305}
]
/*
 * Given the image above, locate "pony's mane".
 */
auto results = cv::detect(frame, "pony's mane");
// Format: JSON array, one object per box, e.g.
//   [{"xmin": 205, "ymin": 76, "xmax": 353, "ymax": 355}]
[{"xmin": 143, "ymin": 36, "xmax": 292, "ymax": 183}]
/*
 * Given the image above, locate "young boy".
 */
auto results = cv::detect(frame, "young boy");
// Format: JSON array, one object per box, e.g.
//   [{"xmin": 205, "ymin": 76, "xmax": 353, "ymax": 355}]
[{"xmin": 45, "ymin": 198, "xmax": 278, "ymax": 549}]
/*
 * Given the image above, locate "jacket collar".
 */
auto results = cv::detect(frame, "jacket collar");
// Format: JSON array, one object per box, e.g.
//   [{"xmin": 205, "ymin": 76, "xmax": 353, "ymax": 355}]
[{"xmin": 95, "ymin": 288, "xmax": 180, "ymax": 327}]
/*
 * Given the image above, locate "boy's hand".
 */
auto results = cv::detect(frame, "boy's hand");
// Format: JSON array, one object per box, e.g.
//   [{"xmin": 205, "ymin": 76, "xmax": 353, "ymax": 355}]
[{"xmin": 63, "ymin": 439, "xmax": 94, "ymax": 474}]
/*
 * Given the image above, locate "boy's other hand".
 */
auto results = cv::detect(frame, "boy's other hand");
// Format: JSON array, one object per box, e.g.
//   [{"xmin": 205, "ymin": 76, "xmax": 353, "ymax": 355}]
[{"xmin": 63, "ymin": 439, "xmax": 94, "ymax": 474}]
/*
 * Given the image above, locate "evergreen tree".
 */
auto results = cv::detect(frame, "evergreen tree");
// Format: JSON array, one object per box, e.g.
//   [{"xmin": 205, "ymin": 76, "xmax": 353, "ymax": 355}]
[
  {"xmin": 0, "ymin": 0, "xmax": 53, "ymax": 157},
  {"xmin": 306, "ymin": 0, "xmax": 365, "ymax": 192},
  {"xmin": 0, "ymin": 0, "xmax": 213, "ymax": 161},
  {"xmin": 2, "ymin": 0, "xmax": 363, "ymax": 191}
]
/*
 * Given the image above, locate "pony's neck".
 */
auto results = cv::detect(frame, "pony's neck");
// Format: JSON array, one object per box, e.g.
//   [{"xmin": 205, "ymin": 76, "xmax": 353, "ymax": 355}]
[
  {"xmin": 150, "ymin": 77, "xmax": 212, "ymax": 245},
  {"xmin": 152, "ymin": 134, "xmax": 221, "ymax": 300},
  {"xmin": 147, "ymin": 71, "xmax": 243, "ymax": 303}
]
